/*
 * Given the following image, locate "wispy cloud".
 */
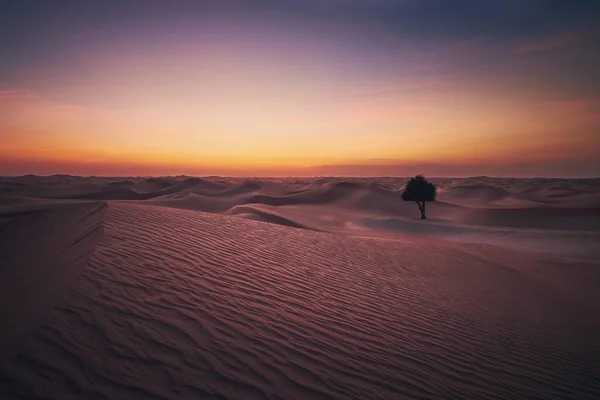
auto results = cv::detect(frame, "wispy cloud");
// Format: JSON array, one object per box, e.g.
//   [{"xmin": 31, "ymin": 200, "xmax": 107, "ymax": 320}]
[
  {"xmin": 514, "ymin": 30, "xmax": 582, "ymax": 55},
  {"xmin": 542, "ymin": 98, "xmax": 600, "ymax": 119},
  {"xmin": 356, "ymin": 77, "xmax": 453, "ymax": 98},
  {"xmin": 0, "ymin": 86, "xmax": 84, "ymax": 117}
]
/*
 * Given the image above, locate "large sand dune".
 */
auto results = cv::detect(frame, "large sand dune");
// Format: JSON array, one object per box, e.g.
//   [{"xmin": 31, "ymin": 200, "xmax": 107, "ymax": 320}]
[{"xmin": 1, "ymin": 175, "xmax": 599, "ymax": 399}]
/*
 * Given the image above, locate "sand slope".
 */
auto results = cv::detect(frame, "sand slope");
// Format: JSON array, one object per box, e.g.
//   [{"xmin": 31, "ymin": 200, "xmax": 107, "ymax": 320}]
[
  {"xmin": 1, "ymin": 202, "xmax": 599, "ymax": 399},
  {"xmin": 0, "ymin": 202, "xmax": 106, "ymax": 361}
]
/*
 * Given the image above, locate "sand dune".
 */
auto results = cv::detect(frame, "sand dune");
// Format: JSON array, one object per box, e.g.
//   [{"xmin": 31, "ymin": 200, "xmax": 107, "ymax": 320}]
[
  {"xmin": 362, "ymin": 216, "xmax": 600, "ymax": 261},
  {"xmin": 71, "ymin": 187, "xmax": 151, "ymax": 201},
  {"xmin": 147, "ymin": 192, "xmax": 239, "ymax": 213},
  {"xmin": 0, "ymin": 201, "xmax": 105, "ymax": 361},
  {"xmin": 1, "ymin": 175, "xmax": 599, "ymax": 399},
  {"xmin": 2, "ymin": 175, "xmax": 599, "ymax": 253},
  {"xmin": 226, "ymin": 204, "xmax": 317, "ymax": 230},
  {"xmin": 159, "ymin": 177, "xmax": 227, "ymax": 193},
  {"xmin": 203, "ymin": 180, "xmax": 263, "ymax": 197},
  {"xmin": 2, "ymin": 202, "xmax": 599, "ymax": 399},
  {"xmin": 441, "ymin": 183, "xmax": 512, "ymax": 201},
  {"xmin": 131, "ymin": 178, "xmax": 176, "ymax": 193},
  {"xmin": 460, "ymin": 206, "xmax": 600, "ymax": 232}
]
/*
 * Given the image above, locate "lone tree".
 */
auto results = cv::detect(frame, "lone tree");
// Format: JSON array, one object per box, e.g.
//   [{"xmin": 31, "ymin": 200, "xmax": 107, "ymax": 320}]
[{"xmin": 401, "ymin": 175, "xmax": 436, "ymax": 219}]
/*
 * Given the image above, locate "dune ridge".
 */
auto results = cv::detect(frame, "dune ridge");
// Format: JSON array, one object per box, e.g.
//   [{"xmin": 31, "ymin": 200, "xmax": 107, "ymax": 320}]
[
  {"xmin": 0, "ymin": 202, "xmax": 106, "ymax": 362},
  {"xmin": 225, "ymin": 204, "xmax": 318, "ymax": 230}
]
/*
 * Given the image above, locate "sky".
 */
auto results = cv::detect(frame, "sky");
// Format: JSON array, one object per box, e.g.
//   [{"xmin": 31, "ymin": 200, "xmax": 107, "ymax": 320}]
[{"xmin": 1, "ymin": 0, "xmax": 599, "ymax": 177}]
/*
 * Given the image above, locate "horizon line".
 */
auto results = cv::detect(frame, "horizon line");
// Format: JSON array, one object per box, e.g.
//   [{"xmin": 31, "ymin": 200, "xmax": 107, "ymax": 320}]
[{"xmin": 3, "ymin": 174, "xmax": 599, "ymax": 180}]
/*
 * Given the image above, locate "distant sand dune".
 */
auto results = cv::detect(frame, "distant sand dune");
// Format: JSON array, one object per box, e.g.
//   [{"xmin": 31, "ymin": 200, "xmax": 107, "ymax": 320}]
[
  {"xmin": 131, "ymin": 178, "xmax": 175, "ymax": 193},
  {"xmin": 438, "ymin": 184, "xmax": 542, "ymax": 208},
  {"xmin": 71, "ymin": 187, "xmax": 151, "ymax": 201},
  {"xmin": 202, "ymin": 180, "xmax": 262, "ymax": 197},
  {"xmin": 159, "ymin": 177, "xmax": 227, "ymax": 193},
  {"xmin": 442, "ymin": 184, "xmax": 512, "ymax": 201},
  {"xmin": 226, "ymin": 204, "xmax": 317, "ymax": 230},
  {"xmin": 3, "ymin": 175, "xmax": 598, "ymax": 235},
  {"xmin": 147, "ymin": 193, "xmax": 240, "ymax": 213}
]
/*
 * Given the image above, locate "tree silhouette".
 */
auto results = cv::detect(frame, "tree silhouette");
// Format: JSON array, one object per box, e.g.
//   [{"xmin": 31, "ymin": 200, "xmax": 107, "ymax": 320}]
[{"xmin": 401, "ymin": 175, "xmax": 436, "ymax": 219}]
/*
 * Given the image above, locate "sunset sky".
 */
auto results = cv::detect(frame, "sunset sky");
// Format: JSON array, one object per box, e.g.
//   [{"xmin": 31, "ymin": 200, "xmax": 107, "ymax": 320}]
[{"xmin": 1, "ymin": 1, "xmax": 599, "ymax": 177}]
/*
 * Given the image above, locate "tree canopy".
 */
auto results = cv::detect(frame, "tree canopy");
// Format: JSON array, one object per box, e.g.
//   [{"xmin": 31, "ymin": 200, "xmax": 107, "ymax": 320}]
[{"xmin": 402, "ymin": 175, "xmax": 436, "ymax": 202}]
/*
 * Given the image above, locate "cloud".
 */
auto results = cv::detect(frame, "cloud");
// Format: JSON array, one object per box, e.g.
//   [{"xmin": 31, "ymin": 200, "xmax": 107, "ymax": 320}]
[
  {"xmin": 540, "ymin": 98, "xmax": 600, "ymax": 120},
  {"xmin": 513, "ymin": 30, "xmax": 582, "ymax": 54},
  {"xmin": 0, "ymin": 87, "xmax": 83, "ymax": 117},
  {"xmin": 544, "ymin": 98, "xmax": 600, "ymax": 111}
]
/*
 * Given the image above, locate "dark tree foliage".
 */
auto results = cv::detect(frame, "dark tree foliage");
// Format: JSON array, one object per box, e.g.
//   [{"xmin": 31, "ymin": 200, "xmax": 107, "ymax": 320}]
[{"xmin": 401, "ymin": 175, "xmax": 436, "ymax": 219}]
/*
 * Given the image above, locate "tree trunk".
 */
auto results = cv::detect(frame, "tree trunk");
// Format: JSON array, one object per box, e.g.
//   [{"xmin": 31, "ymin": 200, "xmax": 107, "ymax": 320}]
[{"xmin": 416, "ymin": 201, "xmax": 427, "ymax": 220}]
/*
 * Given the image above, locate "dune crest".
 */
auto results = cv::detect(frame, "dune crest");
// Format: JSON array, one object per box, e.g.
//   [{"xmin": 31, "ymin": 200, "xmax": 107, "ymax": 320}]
[{"xmin": 0, "ymin": 202, "xmax": 106, "ymax": 361}]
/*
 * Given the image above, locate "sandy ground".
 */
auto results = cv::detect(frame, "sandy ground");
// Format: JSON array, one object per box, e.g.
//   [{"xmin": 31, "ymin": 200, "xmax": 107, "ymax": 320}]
[{"xmin": 0, "ymin": 175, "xmax": 599, "ymax": 399}]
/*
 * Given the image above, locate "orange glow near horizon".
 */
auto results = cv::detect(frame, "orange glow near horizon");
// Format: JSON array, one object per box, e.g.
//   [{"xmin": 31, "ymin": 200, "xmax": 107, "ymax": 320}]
[{"xmin": 2, "ymin": 80, "xmax": 598, "ymax": 177}]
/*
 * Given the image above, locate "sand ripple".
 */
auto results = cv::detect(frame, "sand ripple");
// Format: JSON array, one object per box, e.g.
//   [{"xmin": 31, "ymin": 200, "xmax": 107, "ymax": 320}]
[{"xmin": 1, "ymin": 203, "xmax": 599, "ymax": 399}]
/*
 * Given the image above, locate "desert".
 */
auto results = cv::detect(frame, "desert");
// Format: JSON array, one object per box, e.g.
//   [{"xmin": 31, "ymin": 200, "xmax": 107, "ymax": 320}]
[{"xmin": 1, "ymin": 175, "xmax": 599, "ymax": 399}]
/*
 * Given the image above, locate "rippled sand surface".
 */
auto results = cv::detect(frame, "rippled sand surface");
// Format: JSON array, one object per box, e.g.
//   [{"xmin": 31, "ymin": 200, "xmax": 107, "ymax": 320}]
[{"xmin": 1, "ymin": 176, "xmax": 599, "ymax": 399}]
